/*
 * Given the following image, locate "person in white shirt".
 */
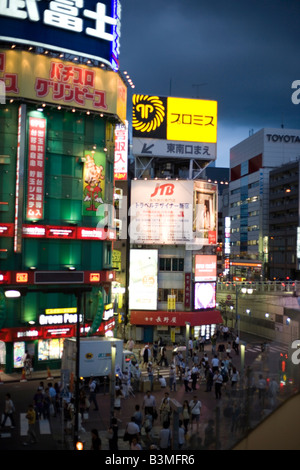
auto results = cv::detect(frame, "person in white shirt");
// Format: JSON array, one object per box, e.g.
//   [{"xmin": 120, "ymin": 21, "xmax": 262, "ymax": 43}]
[
  {"xmin": 189, "ymin": 396, "xmax": 202, "ymax": 432},
  {"xmin": 213, "ymin": 370, "xmax": 223, "ymax": 399},
  {"xmin": 211, "ymin": 355, "xmax": 219, "ymax": 372}
]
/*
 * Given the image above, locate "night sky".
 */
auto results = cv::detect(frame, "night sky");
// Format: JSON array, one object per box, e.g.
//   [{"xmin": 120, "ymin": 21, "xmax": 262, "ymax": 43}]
[{"xmin": 119, "ymin": 0, "xmax": 300, "ymax": 167}]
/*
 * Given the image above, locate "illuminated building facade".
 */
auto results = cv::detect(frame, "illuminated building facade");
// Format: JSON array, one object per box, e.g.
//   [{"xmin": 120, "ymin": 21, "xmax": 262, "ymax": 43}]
[{"xmin": 0, "ymin": 0, "xmax": 126, "ymax": 373}]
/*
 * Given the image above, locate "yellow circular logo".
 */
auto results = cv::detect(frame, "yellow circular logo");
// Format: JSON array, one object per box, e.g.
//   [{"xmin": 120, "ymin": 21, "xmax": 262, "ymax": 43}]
[{"xmin": 132, "ymin": 95, "xmax": 165, "ymax": 133}]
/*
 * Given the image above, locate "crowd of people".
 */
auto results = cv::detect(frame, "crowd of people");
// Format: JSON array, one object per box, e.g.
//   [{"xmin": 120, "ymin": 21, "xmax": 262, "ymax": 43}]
[
  {"xmin": 101, "ymin": 331, "xmax": 280, "ymax": 450},
  {"xmin": 0, "ymin": 330, "xmax": 281, "ymax": 450}
]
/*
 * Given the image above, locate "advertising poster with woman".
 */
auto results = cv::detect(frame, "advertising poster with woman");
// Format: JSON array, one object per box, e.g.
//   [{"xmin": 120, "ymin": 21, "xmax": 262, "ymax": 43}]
[
  {"xmin": 193, "ymin": 181, "xmax": 217, "ymax": 245},
  {"xmin": 82, "ymin": 151, "xmax": 106, "ymax": 215}
]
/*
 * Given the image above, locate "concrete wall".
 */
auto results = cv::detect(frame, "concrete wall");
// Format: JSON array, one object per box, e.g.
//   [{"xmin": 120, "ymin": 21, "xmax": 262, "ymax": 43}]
[{"xmin": 233, "ymin": 393, "xmax": 300, "ymax": 450}]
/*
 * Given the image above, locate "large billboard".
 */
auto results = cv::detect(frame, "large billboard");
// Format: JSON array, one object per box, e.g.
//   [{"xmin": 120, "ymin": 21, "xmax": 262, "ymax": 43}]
[
  {"xmin": 132, "ymin": 95, "xmax": 217, "ymax": 159},
  {"xmin": 130, "ymin": 179, "xmax": 217, "ymax": 246},
  {"xmin": 0, "ymin": 49, "xmax": 127, "ymax": 121},
  {"xmin": 194, "ymin": 255, "xmax": 217, "ymax": 282},
  {"xmin": 129, "ymin": 249, "xmax": 158, "ymax": 310},
  {"xmin": 0, "ymin": 0, "xmax": 121, "ymax": 71}
]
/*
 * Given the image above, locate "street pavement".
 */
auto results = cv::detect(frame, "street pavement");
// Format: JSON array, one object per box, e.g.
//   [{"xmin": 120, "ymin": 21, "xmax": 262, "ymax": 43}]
[{"xmin": 0, "ymin": 333, "xmax": 289, "ymax": 451}]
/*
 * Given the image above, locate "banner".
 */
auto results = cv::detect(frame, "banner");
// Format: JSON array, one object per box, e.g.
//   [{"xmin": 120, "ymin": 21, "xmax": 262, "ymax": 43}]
[
  {"xmin": 0, "ymin": 49, "xmax": 127, "ymax": 122},
  {"xmin": 26, "ymin": 116, "xmax": 46, "ymax": 220},
  {"xmin": 82, "ymin": 150, "xmax": 106, "ymax": 215}
]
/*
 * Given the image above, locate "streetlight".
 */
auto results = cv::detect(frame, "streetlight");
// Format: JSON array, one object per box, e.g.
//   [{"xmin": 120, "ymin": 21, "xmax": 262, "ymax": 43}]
[{"xmin": 235, "ymin": 284, "xmax": 254, "ymax": 337}]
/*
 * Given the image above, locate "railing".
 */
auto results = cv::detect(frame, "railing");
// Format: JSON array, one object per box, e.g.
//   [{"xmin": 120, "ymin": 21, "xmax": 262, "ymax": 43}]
[{"xmin": 217, "ymin": 280, "xmax": 300, "ymax": 294}]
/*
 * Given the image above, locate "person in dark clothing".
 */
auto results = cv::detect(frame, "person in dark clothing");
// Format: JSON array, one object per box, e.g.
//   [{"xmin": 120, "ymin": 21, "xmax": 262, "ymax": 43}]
[
  {"xmin": 90, "ymin": 428, "xmax": 102, "ymax": 450},
  {"xmin": 108, "ymin": 417, "xmax": 119, "ymax": 451}
]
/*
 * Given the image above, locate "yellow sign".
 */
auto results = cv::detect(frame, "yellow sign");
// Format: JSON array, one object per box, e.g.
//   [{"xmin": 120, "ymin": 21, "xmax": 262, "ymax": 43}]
[
  {"xmin": 167, "ymin": 97, "xmax": 217, "ymax": 143},
  {"xmin": 132, "ymin": 94, "xmax": 217, "ymax": 144},
  {"xmin": 45, "ymin": 307, "xmax": 77, "ymax": 315},
  {"xmin": 1, "ymin": 49, "xmax": 127, "ymax": 123}
]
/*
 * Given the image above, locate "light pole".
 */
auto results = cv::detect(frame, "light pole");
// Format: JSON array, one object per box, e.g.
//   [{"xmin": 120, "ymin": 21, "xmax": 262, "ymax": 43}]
[
  {"xmin": 235, "ymin": 284, "xmax": 253, "ymax": 338},
  {"xmin": 185, "ymin": 322, "xmax": 190, "ymax": 366},
  {"xmin": 110, "ymin": 344, "xmax": 116, "ymax": 425}
]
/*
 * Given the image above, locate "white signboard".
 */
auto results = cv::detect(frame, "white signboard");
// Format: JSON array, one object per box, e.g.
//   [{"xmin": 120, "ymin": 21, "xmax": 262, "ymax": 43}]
[
  {"xmin": 129, "ymin": 249, "xmax": 158, "ymax": 310},
  {"xmin": 133, "ymin": 137, "xmax": 216, "ymax": 160},
  {"xmin": 130, "ymin": 179, "xmax": 193, "ymax": 244}
]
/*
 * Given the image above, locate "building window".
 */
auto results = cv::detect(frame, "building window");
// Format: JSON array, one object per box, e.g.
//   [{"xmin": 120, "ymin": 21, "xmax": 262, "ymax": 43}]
[
  {"xmin": 158, "ymin": 288, "xmax": 184, "ymax": 302},
  {"xmin": 159, "ymin": 257, "xmax": 184, "ymax": 272}
]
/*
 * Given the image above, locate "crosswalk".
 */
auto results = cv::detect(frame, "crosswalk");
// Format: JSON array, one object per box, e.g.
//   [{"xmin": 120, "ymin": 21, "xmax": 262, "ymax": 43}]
[
  {"xmin": 0, "ymin": 414, "xmax": 51, "ymax": 438},
  {"xmin": 245, "ymin": 343, "xmax": 288, "ymax": 355}
]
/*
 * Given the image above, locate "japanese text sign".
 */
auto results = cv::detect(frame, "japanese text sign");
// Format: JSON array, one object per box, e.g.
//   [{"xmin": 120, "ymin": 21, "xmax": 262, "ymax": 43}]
[
  {"xmin": 0, "ymin": 0, "xmax": 121, "ymax": 70},
  {"xmin": 132, "ymin": 94, "xmax": 217, "ymax": 144},
  {"xmin": 26, "ymin": 117, "xmax": 46, "ymax": 220}
]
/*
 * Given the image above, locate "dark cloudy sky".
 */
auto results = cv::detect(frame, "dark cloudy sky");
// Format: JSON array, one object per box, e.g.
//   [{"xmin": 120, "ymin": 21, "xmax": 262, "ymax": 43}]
[{"xmin": 119, "ymin": 0, "xmax": 300, "ymax": 167}]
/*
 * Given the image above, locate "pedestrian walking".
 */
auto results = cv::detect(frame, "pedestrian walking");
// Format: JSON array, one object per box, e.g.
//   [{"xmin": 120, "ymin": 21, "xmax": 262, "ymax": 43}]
[
  {"xmin": 230, "ymin": 367, "xmax": 239, "ymax": 388},
  {"xmin": 48, "ymin": 382, "xmax": 57, "ymax": 417},
  {"xmin": 178, "ymin": 420, "xmax": 186, "ymax": 449},
  {"xmin": 147, "ymin": 362, "xmax": 154, "ymax": 391},
  {"xmin": 90, "ymin": 428, "xmax": 102, "ymax": 450},
  {"xmin": 268, "ymin": 378, "xmax": 279, "ymax": 408},
  {"xmin": 133, "ymin": 404, "xmax": 143, "ymax": 430},
  {"xmin": 142, "ymin": 345, "xmax": 151, "ymax": 368},
  {"xmin": 124, "ymin": 416, "xmax": 140, "ymax": 446},
  {"xmin": 152, "ymin": 341, "xmax": 159, "ymax": 364},
  {"xmin": 1, "ymin": 393, "xmax": 15, "ymax": 429},
  {"xmin": 191, "ymin": 365, "xmax": 199, "ymax": 390},
  {"xmin": 88, "ymin": 377, "xmax": 99, "ymax": 411},
  {"xmin": 205, "ymin": 365, "xmax": 214, "ymax": 392},
  {"xmin": 169, "ymin": 364, "xmax": 177, "ymax": 392},
  {"xmin": 159, "ymin": 392, "xmax": 171, "ymax": 425},
  {"xmin": 189, "ymin": 396, "xmax": 201, "ymax": 432},
  {"xmin": 142, "ymin": 390, "xmax": 157, "ymax": 419},
  {"xmin": 159, "ymin": 421, "xmax": 172, "ymax": 450},
  {"xmin": 181, "ymin": 400, "xmax": 190, "ymax": 434},
  {"xmin": 114, "ymin": 388, "xmax": 124, "ymax": 422},
  {"xmin": 33, "ymin": 387, "xmax": 44, "ymax": 420},
  {"xmin": 23, "ymin": 404, "xmax": 37, "ymax": 445},
  {"xmin": 183, "ymin": 367, "xmax": 192, "ymax": 392},
  {"xmin": 158, "ymin": 345, "xmax": 168, "ymax": 367},
  {"xmin": 257, "ymin": 374, "xmax": 267, "ymax": 407},
  {"xmin": 107, "ymin": 417, "xmax": 119, "ymax": 451},
  {"xmin": 213, "ymin": 369, "xmax": 223, "ymax": 399}
]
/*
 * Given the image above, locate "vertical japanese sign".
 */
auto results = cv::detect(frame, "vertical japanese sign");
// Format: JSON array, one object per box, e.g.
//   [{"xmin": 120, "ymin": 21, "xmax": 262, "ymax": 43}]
[
  {"xmin": 114, "ymin": 120, "xmax": 128, "ymax": 180},
  {"xmin": 26, "ymin": 117, "xmax": 46, "ymax": 221},
  {"xmin": 184, "ymin": 273, "xmax": 191, "ymax": 309},
  {"xmin": 14, "ymin": 104, "xmax": 26, "ymax": 252},
  {"xmin": 82, "ymin": 150, "xmax": 106, "ymax": 215}
]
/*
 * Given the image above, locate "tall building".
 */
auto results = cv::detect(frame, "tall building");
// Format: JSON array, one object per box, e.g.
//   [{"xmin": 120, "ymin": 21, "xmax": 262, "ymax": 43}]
[
  {"xmin": 0, "ymin": 1, "xmax": 126, "ymax": 373},
  {"xmin": 127, "ymin": 94, "xmax": 223, "ymax": 344},
  {"xmin": 269, "ymin": 160, "xmax": 300, "ymax": 280},
  {"xmin": 229, "ymin": 127, "xmax": 300, "ymax": 280}
]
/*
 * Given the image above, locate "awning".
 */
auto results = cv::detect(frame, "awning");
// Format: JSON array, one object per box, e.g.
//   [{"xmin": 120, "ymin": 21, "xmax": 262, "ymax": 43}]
[{"xmin": 130, "ymin": 310, "xmax": 223, "ymax": 327}]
